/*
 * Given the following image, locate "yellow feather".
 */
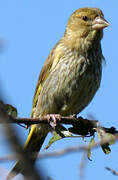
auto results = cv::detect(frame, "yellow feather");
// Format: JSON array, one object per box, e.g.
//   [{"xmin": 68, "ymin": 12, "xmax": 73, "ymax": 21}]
[
  {"xmin": 32, "ymin": 84, "xmax": 42, "ymax": 109},
  {"xmin": 24, "ymin": 125, "xmax": 36, "ymax": 148}
]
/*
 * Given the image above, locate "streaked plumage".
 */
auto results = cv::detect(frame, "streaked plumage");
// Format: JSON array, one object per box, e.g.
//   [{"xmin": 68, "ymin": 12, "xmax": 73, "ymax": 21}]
[{"xmin": 7, "ymin": 7, "xmax": 109, "ymax": 179}]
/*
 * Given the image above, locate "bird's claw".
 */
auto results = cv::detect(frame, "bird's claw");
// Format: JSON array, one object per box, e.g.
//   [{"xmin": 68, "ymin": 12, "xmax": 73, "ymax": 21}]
[
  {"xmin": 25, "ymin": 124, "xmax": 30, "ymax": 129},
  {"xmin": 47, "ymin": 114, "xmax": 61, "ymax": 129}
]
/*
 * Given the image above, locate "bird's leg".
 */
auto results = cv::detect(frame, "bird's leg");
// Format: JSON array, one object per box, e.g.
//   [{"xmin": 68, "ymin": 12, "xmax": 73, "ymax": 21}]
[{"xmin": 47, "ymin": 114, "xmax": 61, "ymax": 129}]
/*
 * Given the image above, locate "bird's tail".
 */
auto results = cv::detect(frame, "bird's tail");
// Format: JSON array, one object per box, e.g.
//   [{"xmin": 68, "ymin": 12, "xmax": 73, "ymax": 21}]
[{"xmin": 7, "ymin": 124, "xmax": 49, "ymax": 180}]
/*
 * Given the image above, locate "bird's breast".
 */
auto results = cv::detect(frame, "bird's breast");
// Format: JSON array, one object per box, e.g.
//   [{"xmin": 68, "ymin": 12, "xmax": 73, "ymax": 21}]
[
  {"xmin": 35, "ymin": 49, "xmax": 102, "ymax": 116},
  {"xmin": 58, "ymin": 52, "xmax": 102, "ymax": 115}
]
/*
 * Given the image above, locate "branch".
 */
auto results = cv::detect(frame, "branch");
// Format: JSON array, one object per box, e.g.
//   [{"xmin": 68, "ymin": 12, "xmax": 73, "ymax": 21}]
[
  {"xmin": 1, "ymin": 101, "xmax": 118, "ymax": 137},
  {"xmin": 0, "ymin": 103, "xmax": 43, "ymax": 180},
  {"xmin": 7, "ymin": 115, "xmax": 85, "ymax": 125},
  {"xmin": 0, "ymin": 132, "xmax": 117, "ymax": 161},
  {"xmin": 1, "ymin": 102, "xmax": 118, "ymax": 165},
  {"xmin": 5, "ymin": 115, "xmax": 118, "ymax": 138}
]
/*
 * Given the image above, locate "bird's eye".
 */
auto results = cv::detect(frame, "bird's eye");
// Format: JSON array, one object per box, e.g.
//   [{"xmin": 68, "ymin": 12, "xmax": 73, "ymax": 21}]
[{"xmin": 82, "ymin": 16, "xmax": 88, "ymax": 21}]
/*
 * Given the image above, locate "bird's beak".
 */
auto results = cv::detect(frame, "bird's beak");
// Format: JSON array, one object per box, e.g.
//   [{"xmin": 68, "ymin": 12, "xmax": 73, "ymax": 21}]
[{"xmin": 92, "ymin": 16, "xmax": 110, "ymax": 30}]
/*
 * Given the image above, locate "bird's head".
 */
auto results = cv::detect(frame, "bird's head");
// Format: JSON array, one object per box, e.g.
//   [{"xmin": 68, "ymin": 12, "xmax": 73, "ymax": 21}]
[{"xmin": 65, "ymin": 7, "xmax": 109, "ymax": 46}]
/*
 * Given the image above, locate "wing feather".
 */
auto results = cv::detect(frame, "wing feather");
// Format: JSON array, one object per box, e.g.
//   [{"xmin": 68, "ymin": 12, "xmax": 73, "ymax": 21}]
[{"xmin": 32, "ymin": 42, "xmax": 64, "ymax": 111}]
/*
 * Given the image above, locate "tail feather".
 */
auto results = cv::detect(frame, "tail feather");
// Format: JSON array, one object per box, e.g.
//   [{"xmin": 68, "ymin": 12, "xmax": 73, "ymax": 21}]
[
  {"xmin": 7, "ymin": 124, "xmax": 49, "ymax": 180},
  {"xmin": 7, "ymin": 161, "xmax": 24, "ymax": 180}
]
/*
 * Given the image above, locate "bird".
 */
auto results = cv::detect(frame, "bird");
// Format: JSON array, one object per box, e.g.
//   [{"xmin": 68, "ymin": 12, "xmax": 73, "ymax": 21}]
[{"xmin": 7, "ymin": 7, "xmax": 109, "ymax": 179}]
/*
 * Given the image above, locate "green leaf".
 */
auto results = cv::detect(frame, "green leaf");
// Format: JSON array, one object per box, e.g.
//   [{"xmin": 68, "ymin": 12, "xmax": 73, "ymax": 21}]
[
  {"xmin": 106, "ymin": 133, "xmax": 115, "ymax": 145},
  {"xmin": 101, "ymin": 144, "xmax": 111, "ymax": 154},
  {"xmin": 87, "ymin": 137, "xmax": 95, "ymax": 160},
  {"xmin": 97, "ymin": 127, "xmax": 115, "ymax": 154},
  {"xmin": 45, "ymin": 125, "xmax": 73, "ymax": 149},
  {"xmin": 4, "ymin": 104, "xmax": 17, "ymax": 117}
]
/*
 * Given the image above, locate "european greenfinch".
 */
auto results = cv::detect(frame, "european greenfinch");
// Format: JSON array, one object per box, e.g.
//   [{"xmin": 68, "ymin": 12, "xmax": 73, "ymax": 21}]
[{"xmin": 7, "ymin": 7, "xmax": 109, "ymax": 179}]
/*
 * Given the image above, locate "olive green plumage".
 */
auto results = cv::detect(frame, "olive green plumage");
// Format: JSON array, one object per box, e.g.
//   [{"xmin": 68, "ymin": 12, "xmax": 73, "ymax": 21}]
[{"xmin": 7, "ymin": 7, "xmax": 109, "ymax": 179}]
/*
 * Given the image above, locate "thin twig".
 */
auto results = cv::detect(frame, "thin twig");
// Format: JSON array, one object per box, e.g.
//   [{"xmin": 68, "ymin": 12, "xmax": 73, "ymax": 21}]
[
  {"xmin": 36, "ymin": 135, "xmax": 117, "ymax": 159},
  {"xmin": 3, "ymin": 115, "xmax": 118, "ymax": 137},
  {"xmin": 0, "ymin": 133, "xmax": 117, "ymax": 162},
  {"xmin": 7, "ymin": 115, "xmax": 79, "ymax": 125},
  {"xmin": 105, "ymin": 167, "xmax": 118, "ymax": 175},
  {"xmin": 79, "ymin": 152, "xmax": 87, "ymax": 177}
]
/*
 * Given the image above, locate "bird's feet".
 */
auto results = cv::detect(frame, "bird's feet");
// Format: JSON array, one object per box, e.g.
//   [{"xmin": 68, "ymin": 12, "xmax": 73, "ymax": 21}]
[{"xmin": 47, "ymin": 114, "xmax": 61, "ymax": 129}]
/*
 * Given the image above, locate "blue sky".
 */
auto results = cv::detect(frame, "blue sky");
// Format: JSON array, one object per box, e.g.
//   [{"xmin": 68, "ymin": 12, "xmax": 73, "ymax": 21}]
[{"xmin": 0, "ymin": 0, "xmax": 118, "ymax": 180}]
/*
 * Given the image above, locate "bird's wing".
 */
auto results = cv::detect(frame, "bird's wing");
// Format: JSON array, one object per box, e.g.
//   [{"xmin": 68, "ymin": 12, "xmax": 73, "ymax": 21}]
[{"xmin": 32, "ymin": 42, "xmax": 64, "ymax": 114}]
